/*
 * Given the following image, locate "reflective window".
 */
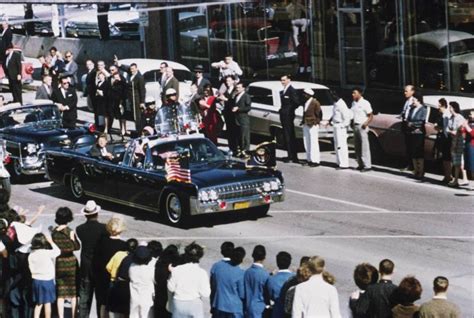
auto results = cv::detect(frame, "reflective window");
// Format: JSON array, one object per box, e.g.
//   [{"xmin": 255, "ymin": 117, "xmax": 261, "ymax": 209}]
[{"xmin": 248, "ymin": 86, "xmax": 274, "ymax": 105}]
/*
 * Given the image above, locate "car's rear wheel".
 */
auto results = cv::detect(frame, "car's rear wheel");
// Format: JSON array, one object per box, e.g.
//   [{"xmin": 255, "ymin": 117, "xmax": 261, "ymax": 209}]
[
  {"xmin": 69, "ymin": 173, "xmax": 85, "ymax": 200},
  {"xmin": 163, "ymin": 191, "xmax": 189, "ymax": 226}
]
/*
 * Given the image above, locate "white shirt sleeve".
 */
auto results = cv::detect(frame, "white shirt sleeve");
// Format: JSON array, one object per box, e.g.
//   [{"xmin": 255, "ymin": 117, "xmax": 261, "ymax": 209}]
[
  {"xmin": 364, "ymin": 101, "xmax": 373, "ymax": 115},
  {"xmin": 50, "ymin": 242, "xmax": 61, "ymax": 259},
  {"xmin": 167, "ymin": 270, "xmax": 177, "ymax": 293},
  {"xmin": 292, "ymin": 285, "xmax": 303, "ymax": 318},
  {"xmin": 199, "ymin": 269, "xmax": 211, "ymax": 298},
  {"xmin": 329, "ymin": 286, "xmax": 342, "ymax": 318},
  {"xmin": 231, "ymin": 62, "xmax": 243, "ymax": 76}
]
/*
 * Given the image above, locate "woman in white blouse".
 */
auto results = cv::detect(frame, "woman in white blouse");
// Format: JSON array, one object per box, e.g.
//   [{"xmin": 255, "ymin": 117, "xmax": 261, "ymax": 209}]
[{"xmin": 167, "ymin": 242, "xmax": 211, "ymax": 318}]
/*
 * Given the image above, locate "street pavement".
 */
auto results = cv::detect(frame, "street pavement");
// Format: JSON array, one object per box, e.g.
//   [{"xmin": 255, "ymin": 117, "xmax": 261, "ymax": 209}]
[{"xmin": 5, "ymin": 90, "xmax": 474, "ymax": 317}]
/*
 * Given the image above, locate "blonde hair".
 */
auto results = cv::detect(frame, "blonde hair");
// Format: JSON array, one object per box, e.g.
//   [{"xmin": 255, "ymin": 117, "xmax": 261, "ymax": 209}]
[
  {"xmin": 307, "ymin": 256, "xmax": 325, "ymax": 275},
  {"xmin": 106, "ymin": 216, "xmax": 126, "ymax": 236}
]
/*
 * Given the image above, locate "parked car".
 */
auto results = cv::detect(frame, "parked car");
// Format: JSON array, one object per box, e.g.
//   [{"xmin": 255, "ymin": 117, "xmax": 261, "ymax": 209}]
[
  {"xmin": 118, "ymin": 58, "xmax": 193, "ymax": 108},
  {"xmin": 45, "ymin": 133, "xmax": 285, "ymax": 226},
  {"xmin": 369, "ymin": 30, "xmax": 474, "ymax": 92},
  {"xmin": 65, "ymin": 7, "xmax": 140, "ymax": 39},
  {"xmin": 247, "ymin": 81, "xmax": 343, "ymax": 146},
  {"xmin": 0, "ymin": 100, "xmax": 95, "ymax": 181},
  {"xmin": 179, "ymin": 11, "xmax": 209, "ymax": 58},
  {"xmin": 368, "ymin": 95, "xmax": 474, "ymax": 162},
  {"xmin": 0, "ymin": 4, "xmax": 54, "ymax": 36}
]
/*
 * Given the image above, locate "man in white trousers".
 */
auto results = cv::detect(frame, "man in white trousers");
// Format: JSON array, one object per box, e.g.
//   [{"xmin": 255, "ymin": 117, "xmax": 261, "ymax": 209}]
[
  {"xmin": 330, "ymin": 94, "xmax": 352, "ymax": 169},
  {"xmin": 301, "ymin": 88, "xmax": 322, "ymax": 167}
]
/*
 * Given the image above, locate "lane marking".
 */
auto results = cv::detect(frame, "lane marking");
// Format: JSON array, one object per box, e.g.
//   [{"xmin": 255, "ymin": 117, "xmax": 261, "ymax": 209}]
[
  {"xmin": 270, "ymin": 210, "xmax": 474, "ymax": 215},
  {"xmin": 286, "ymin": 189, "xmax": 389, "ymax": 212},
  {"xmin": 133, "ymin": 235, "xmax": 473, "ymax": 240}
]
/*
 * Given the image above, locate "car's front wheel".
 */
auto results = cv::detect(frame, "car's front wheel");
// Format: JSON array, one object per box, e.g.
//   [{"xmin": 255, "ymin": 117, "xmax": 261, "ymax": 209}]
[
  {"xmin": 69, "ymin": 173, "xmax": 85, "ymax": 200},
  {"xmin": 163, "ymin": 192, "xmax": 189, "ymax": 226},
  {"xmin": 8, "ymin": 159, "xmax": 23, "ymax": 183},
  {"xmin": 0, "ymin": 177, "xmax": 11, "ymax": 199}
]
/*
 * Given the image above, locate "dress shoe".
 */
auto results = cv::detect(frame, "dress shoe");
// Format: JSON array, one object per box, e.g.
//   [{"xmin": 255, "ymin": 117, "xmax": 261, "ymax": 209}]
[
  {"xmin": 308, "ymin": 162, "xmax": 320, "ymax": 167},
  {"xmin": 360, "ymin": 167, "xmax": 372, "ymax": 172},
  {"xmin": 282, "ymin": 157, "xmax": 290, "ymax": 163},
  {"xmin": 292, "ymin": 159, "xmax": 300, "ymax": 164},
  {"xmin": 336, "ymin": 166, "xmax": 349, "ymax": 170}
]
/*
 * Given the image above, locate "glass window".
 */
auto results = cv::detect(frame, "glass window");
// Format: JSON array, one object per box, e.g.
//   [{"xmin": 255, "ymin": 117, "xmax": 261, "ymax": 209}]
[{"xmin": 248, "ymin": 86, "xmax": 273, "ymax": 105}]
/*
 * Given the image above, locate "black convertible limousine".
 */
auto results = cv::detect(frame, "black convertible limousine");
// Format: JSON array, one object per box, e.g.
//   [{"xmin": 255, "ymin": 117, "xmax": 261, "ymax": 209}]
[{"xmin": 45, "ymin": 134, "xmax": 285, "ymax": 225}]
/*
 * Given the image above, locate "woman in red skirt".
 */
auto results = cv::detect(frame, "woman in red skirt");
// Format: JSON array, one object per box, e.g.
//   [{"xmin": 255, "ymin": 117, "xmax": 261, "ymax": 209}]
[{"xmin": 199, "ymin": 84, "xmax": 221, "ymax": 145}]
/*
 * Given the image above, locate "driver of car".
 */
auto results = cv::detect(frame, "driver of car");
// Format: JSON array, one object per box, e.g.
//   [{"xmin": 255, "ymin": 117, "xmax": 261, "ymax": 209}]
[{"xmin": 89, "ymin": 134, "xmax": 114, "ymax": 160}]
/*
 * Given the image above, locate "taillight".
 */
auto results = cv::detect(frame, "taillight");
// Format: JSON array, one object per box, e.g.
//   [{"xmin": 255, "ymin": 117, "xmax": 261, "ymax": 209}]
[
  {"xmin": 3, "ymin": 155, "xmax": 11, "ymax": 165},
  {"xmin": 25, "ymin": 65, "xmax": 34, "ymax": 75},
  {"xmin": 88, "ymin": 123, "xmax": 96, "ymax": 133}
]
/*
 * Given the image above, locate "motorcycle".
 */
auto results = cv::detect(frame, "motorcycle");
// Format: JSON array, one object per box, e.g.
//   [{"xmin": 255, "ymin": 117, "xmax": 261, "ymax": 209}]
[{"xmin": 0, "ymin": 140, "xmax": 11, "ymax": 198}]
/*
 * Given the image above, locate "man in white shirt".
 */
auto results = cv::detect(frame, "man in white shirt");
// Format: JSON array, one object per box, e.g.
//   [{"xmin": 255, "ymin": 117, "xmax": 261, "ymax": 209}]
[
  {"xmin": 330, "ymin": 93, "xmax": 352, "ymax": 169},
  {"xmin": 211, "ymin": 54, "xmax": 243, "ymax": 83},
  {"xmin": 351, "ymin": 88, "xmax": 373, "ymax": 172},
  {"xmin": 292, "ymin": 256, "xmax": 341, "ymax": 318}
]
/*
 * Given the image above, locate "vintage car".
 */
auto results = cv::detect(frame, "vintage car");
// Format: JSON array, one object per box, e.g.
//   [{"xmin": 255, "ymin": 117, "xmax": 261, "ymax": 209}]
[
  {"xmin": 44, "ymin": 133, "xmax": 285, "ymax": 226},
  {"xmin": 369, "ymin": 30, "xmax": 474, "ymax": 92},
  {"xmin": 0, "ymin": 4, "xmax": 54, "ymax": 36},
  {"xmin": 0, "ymin": 57, "xmax": 35, "ymax": 86},
  {"xmin": 368, "ymin": 95, "xmax": 474, "ymax": 162},
  {"xmin": 0, "ymin": 100, "xmax": 95, "ymax": 181},
  {"xmin": 247, "ymin": 81, "xmax": 344, "ymax": 145},
  {"xmin": 118, "ymin": 58, "xmax": 193, "ymax": 107},
  {"xmin": 65, "ymin": 6, "xmax": 140, "ymax": 39}
]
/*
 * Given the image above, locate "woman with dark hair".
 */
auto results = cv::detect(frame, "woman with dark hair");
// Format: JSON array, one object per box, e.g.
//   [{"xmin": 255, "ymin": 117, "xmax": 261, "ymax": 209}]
[
  {"xmin": 405, "ymin": 94, "xmax": 428, "ymax": 179},
  {"xmin": 391, "ymin": 276, "xmax": 423, "ymax": 317},
  {"xmin": 199, "ymin": 85, "xmax": 221, "ymax": 145},
  {"xmin": 349, "ymin": 263, "xmax": 379, "ymax": 317},
  {"xmin": 155, "ymin": 244, "xmax": 180, "ymax": 318},
  {"xmin": 167, "ymin": 242, "xmax": 211, "ymax": 318},
  {"xmin": 448, "ymin": 101, "xmax": 470, "ymax": 187},
  {"xmin": 28, "ymin": 233, "xmax": 60, "ymax": 318},
  {"xmin": 129, "ymin": 245, "xmax": 155, "ymax": 317},
  {"xmin": 463, "ymin": 110, "xmax": 474, "ymax": 181},
  {"xmin": 52, "ymin": 207, "xmax": 80, "ymax": 318}
]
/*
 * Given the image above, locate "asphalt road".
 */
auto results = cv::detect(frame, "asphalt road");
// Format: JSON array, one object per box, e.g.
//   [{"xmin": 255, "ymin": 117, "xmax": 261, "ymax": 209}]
[{"xmin": 5, "ymin": 91, "xmax": 474, "ymax": 317}]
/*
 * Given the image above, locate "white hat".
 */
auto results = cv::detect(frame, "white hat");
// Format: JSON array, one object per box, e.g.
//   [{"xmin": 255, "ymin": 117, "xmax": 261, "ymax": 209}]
[
  {"xmin": 303, "ymin": 88, "xmax": 314, "ymax": 96},
  {"xmin": 165, "ymin": 88, "xmax": 177, "ymax": 96},
  {"xmin": 81, "ymin": 200, "xmax": 101, "ymax": 215}
]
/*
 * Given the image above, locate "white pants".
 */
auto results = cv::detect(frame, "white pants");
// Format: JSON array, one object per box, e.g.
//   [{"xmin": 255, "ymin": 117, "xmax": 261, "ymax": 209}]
[
  {"xmin": 303, "ymin": 124, "xmax": 320, "ymax": 163},
  {"xmin": 333, "ymin": 125, "xmax": 349, "ymax": 168}
]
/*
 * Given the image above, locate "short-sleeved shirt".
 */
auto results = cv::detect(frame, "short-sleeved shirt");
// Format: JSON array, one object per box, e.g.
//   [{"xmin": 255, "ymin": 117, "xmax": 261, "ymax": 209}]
[{"xmin": 352, "ymin": 97, "xmax": 373, "ymax": 124}]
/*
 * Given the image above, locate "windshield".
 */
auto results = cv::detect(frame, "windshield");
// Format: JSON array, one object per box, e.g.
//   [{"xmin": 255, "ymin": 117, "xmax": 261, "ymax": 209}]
[
  {"xmin": 145, "ymin": 138, "xmax": 225, "ymax": 169},
  {"xmin": 0, "ymin": 105, "xmax": 61, "ymax": 129},
  {"xmin": 444, "ymin": 39, "xmax": 474, "ymax": 56}
]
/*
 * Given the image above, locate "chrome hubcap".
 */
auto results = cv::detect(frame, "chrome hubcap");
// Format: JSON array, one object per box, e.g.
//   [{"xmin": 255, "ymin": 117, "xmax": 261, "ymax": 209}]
[
  {"xmin": 167, "ymin": 194, "xmax": 182, "ymax": 223},
  {"xmin": 71, "ymin": 176, "xmax": 83, "ymax": 198}
]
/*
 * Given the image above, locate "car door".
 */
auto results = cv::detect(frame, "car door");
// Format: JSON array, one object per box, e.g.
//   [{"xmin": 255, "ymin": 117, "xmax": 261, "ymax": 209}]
[
  {"xmin": 79, "ymin": 155, "xmax": 119, "ymax": 199},
  {"xmin": 248, "ymin": 85, "xmax": 278, "ymax": 137},
  {"xmin": 115, "ymin": 143, "xmax": 165, "ymax": 211}
]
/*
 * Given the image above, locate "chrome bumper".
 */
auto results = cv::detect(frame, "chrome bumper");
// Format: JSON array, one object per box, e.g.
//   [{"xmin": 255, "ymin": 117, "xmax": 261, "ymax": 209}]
[
  {"xmin": 20, "ymin": 156, "xmax": 45, "ymax": 175},
  {"xmin": 189, "ymin": 190, "xmax": 285, "ymax": 215}
]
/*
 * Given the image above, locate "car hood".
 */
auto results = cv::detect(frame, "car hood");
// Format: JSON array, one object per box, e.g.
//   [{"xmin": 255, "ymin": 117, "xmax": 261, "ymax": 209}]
[
  {"xmin": 190, "ymin": 161, "xmax": 279, "ymax": 188},
  {"xmin": 2, "ymin": 126, "xmax": 81, "ymax": 144}
]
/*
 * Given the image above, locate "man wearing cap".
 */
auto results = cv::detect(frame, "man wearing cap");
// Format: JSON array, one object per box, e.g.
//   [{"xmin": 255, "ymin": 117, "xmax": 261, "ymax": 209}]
[
  {"xmin": 162, "ymin": 88, "xmax": 180, "ymax": 131},
  {"xmin": 301, "ymin": 88, "xmax": 322, "ymax": 167},
  {"xmin": 192, "ymin": 64, "xmax": 211, "ymax": 95},
  {"xmin": 162, "ymin": 67, "xmax": 180, "ymax": 104},
  {"xmin": 76, "ymin": 200, "xmax": 108, "ymax": 318}
]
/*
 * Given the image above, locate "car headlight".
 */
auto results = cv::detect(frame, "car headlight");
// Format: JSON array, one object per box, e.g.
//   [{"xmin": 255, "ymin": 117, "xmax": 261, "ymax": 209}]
[
  {"xmin": 270, "ymin": 180, "xmax": 280, "ymax": 191},
  {"xmin": 209, "ymin": 189, "xmax": 218, "ymax": 201},
  {"xmin": 262, "ymin": 182, "xmax": 271, "ymax": 193},
  {"xmin": 66, "ymin": 22, "xmax": 77, "ymax": 28},
  {"xmin": 199, "ymin": 190, "xmax": 209, "ymax": 202},
  {"xmin": 109, "ymin": 24, "xmax": 120, "ymax": 35},
  {"xmin": 26, "ymin": 143, "xmax": 38, "ymax": 155}
]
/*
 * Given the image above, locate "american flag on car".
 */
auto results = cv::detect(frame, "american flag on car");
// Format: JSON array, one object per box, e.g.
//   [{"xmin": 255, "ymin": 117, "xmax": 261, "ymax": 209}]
[{"xmin": 165, "ymin": 152, "xmax": 191, "ymax": 183}]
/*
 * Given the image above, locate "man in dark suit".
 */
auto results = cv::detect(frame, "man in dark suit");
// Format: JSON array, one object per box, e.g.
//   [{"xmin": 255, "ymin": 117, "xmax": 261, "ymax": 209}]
[
  {"xmin": 35, "ymin": 75, "xmax": 53, "ymax": 100},
  {"xmin": 279, "ymin": 74, "xmax": 300, "ymax": 163},
  {"xmin": 52, "ymin": 76, "xmax": 78, "ymax": 128},
  {"xmin": 0, "ymin": 20, "xmax": 13, "ymax": 66},
  {"xmin": 161, "ymin": 67, "xmax": 179, "ymax": 103},
  {"xmin": 218, "ymin": 75, "xmax": 239, "ymax": 154},
  {"xmin": 89, "ymin": 134, "xmax": 114, "ymax": 160},
  {"xmin": 233, "ymin": 82, "xmax": 252, "ymax": 156},
  {"xmin": 5, "ymin": 45, "xmax": 23, "ymax": 104},
  {"xmin": 116, "ymin": 59, "xmax": 146, "ymax": 134},
  {"xmin": 192, "ymin": 64, "xmax": 211, "ymax": 95},
  {"xmin": 76, "ymin": 200, "xmax": 108, "ymax": 318}
]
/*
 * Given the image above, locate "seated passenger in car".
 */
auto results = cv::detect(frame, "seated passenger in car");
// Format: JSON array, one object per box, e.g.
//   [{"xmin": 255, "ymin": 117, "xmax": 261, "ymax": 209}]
[{"xmin": 89, "ymin": 134, "xmax": 114, "ymax": 160}]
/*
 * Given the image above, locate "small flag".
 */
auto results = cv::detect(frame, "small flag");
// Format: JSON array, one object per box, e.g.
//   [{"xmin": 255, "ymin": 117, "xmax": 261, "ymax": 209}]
[
  {"xmin": 165, "ymin": 152, "xmax": 191, "ymax": 183},
  {"xmin": 246, "ymin": 141, "xmax": 277, "ymax": 170}
]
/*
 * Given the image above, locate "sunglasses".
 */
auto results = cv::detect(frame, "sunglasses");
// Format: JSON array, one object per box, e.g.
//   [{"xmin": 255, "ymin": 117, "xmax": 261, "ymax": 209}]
[{"xmin": 166, "ymin": 93, "xmax": 177, "ymax": 97}]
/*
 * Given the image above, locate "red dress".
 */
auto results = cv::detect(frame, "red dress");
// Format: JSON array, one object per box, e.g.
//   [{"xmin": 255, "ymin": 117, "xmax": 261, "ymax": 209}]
[{"xmin": 200, "ymin": 95, "xmax": 220, "ymax": 145}]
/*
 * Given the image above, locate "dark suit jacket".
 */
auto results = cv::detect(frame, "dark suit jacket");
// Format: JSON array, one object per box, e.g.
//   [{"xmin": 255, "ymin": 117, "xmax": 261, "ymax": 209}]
[
  {"xmin": 5, "ymin": 50, "xmax": 22, "ymax": 79},
  {"xmin": 222, "ymin": 87, "xmax": 236, "ymax": 114},
  {"xmin": 280, "ymin": 85, "xmax": 300, "ymax": 115},
  {"xmin": 192, "ymin": 77, "xmax": 211, "ymax": 94},
  {"xmin": 119, "ymin": 65, "xmax": 146, "ymax": 107},
  {"xmin": 84, "ymin": 70, "xmax": 97, "ymax": 97},
  {"xmin": 234, "ymin": 92, "xmax": 251, "ymax": 127},
  {"xmin": 162, "ymin": 76, "xmax": 180, "ymax": 100},
  {"xmin": 76, "ymin": 219, "xmax": 107, "ymax": 275},
  {"xmin": 302, "ymin": 98, "xmax": 322, "ymax": 127},
  {"xmin": 0, "ymin": 27, "xmax": 13, "ymax": 62},
  {"xmin": 35, "ymin": 84, "xmax": 52, "ymax": 100},
  {"xmin": 89, "ymin": 144, "xmax": 114, "ymax": 159},
  {"xmin": 52, "ymin": 87, "xmax": 78, "ymax": 124}
]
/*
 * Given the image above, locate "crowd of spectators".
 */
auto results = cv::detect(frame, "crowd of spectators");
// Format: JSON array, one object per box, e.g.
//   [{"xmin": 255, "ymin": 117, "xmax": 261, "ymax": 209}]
[{"xmin": 0, "ymin": 191, "xmax": 463, "ymax": 318}]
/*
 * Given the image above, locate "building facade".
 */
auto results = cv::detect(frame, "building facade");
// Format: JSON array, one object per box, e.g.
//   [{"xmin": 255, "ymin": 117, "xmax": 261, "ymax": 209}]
[{"xmin": 148, "ymin": 0, "xmax": 473, "ymax": 110}]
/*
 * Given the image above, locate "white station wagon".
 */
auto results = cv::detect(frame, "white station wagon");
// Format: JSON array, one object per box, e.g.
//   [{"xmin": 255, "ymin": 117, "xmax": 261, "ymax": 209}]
[{"xmin": 247, "ymin": 81, "xmax": 346, "ymax": 143}]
